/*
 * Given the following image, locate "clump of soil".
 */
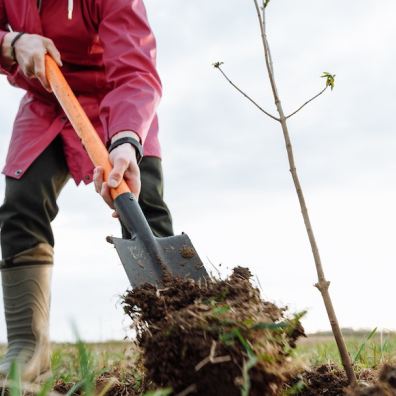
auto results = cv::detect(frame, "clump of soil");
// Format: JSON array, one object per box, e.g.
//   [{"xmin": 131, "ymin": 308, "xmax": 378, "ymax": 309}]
[
  {"xmin": 348, "ymin": 365, "xmax": 396, "ymax": 396},
  {"xmin": 123, "ymin": 267, "xmax": 305, "ymax": 395},
  {"xmin": 287, "ymin": 364, "xmax": 350, "ymax": 395},
  {"xmin": 287, "ymin": 364, "xmax": 396, "ymax": 396}
]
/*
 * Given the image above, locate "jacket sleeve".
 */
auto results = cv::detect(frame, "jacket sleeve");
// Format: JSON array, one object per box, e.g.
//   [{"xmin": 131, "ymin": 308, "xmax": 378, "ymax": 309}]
[
  {"xmin": 98, "ymin": 0, "xmax": 162, "ymax": 144},
  {"xmin": 0, "ymin": 1, "xmax": 16, "ymax": 75},
  {"xmin": 0, "ymin": 0, "xmax": 8, "ymax": 74},
  {"xmin": 0, "ymin": 29, "xmax": 7, "ymax": 53}
]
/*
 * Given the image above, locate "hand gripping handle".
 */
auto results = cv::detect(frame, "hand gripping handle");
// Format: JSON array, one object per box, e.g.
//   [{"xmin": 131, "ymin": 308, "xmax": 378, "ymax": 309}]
[{"xmin": 45, "ymin": 55, "xmax": 130, "ymax": 200}]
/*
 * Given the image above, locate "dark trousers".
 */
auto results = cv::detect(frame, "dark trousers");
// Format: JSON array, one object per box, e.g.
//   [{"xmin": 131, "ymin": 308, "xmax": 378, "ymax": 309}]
[{"xmin": 0, "ymin": 138, "xmax": 173, "ymax": 266}]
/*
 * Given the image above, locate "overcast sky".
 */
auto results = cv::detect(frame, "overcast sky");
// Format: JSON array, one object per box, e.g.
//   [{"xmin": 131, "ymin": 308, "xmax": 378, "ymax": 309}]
[{"xmin": 1, "ymin": 0, "xmax": 396, "ymax": 342}]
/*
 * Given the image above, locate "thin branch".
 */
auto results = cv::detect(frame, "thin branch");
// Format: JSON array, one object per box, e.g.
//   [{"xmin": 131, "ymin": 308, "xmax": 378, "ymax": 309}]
[
  {"xmin": 262, "ymin": 2, "xmax": 276, "ymax": 76},
  {"xmin": 253, "ymin": 0, "xmax": 281, "ymax": 107},
  {"xmin": 253, "ymin": 0, "xmax": 264, "ymax": 40},
  {"xmin": 253, "ymin": 0, "xmax": 271, "ymax": 82},
  {"xmin": 286, "ymin": 86, "xmax": 328, "ymax": 119},
  {"xmin": 214, "ymin": 5, "xmax": 355, "ymax": 386},
  {"xmin": 253, "ymin": 0, "xmax": 357, "ymax": 386},
  {"xmin": 213, "ymin": 63, "xmax": 279, "ymax": 122}
]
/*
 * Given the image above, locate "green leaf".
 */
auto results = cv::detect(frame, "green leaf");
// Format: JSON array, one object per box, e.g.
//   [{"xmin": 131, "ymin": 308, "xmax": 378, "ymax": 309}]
[
  {"xmin": 321, "ymin": 72, "xmax": 336, "ymax": 90},
  {"xmin": 66, "ymin": 380, "xmax": 86, "ymax": 396},
  {"xmin": 251, "ymin": 322, "xmax": 287, "ymax": 331},
  {"xmin": 8, "ymin": 360, "xmax": 22, "ymax": 396},
  {"xmin": 219, "ymin": 330, "xmax": 237, "ymax": 345},
  {"xmin": 36, "ymin": 377, "xmax": 55, "ymax": 396},
  {"xmin": 285, "ymin": 379, "xmax": 306, "ymax": 395},
  {"xmin": 234, "ymin": 329, "xmax": 255, "ymax": 357},
  {"xmin": 212, "ymin": 61, "xmax": 224, "ymax": 68},
  {"xmin": 69, "ymin": 323, "xmax": 99, "ymax": 396},
  {"xmin": 353, "ymin": 327, "xmax": 378, "ymax": 365},
  {"xmin": 219, "ymin": 328, "xmax": 255, "ymax": 355},
  {"xmin": 241, "ymin": 353, "xmax": 258, "ymax": 396},
  {"xmin": 211, "ymin": 305, "xmax": 231, "ymax": 316}
]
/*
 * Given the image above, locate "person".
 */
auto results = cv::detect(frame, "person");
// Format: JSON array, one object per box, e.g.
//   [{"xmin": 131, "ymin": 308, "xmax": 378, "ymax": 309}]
[{"xmin": 0, "ymin": 0, "xmax": 173, "ymax": 381}]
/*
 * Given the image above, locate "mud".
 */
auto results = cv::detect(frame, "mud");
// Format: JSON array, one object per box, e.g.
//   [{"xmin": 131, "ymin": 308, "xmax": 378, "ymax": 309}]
[
  {"xmin": 287, "ymin": 364, "xmax": 396, "ymax": 396},
  {"xmin": 123, "ymin": 267, "xmax": 305, "ymax": 395},
  {"xmin": 288, "ymin": 364, "xmax": 350, "ymax": 395},
  {"xmin": 179, "ymin": 246, "xmax": 196, "ymax": 259},
  {"xmin": 349, "ymin": 365, "xmax": 396, "ymax": 396}
]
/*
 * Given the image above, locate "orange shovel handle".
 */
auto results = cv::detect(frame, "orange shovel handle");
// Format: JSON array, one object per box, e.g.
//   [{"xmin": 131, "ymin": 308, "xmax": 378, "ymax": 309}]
[{"xmin": 45, "ymin": 55, "xmax": 130, "ymax": 201}]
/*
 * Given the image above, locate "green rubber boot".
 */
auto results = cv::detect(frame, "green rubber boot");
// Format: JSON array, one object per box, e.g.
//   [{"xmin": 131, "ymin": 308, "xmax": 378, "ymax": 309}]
[{"xmin": 0, "ymin": 244, "xmax": 53, "ymax": 382}]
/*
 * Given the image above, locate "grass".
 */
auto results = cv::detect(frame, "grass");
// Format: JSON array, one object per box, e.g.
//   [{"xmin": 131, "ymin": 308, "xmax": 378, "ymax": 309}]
[
  {"xmin": 1, "ymin": 330, "xmax": 396, "ymax": 394},
  {"xmin": 0, "ymin": 341, "xmax": 143, "ymax": 395},
  {"xmin": 50, "ymin": 342, "xmax": 136, "ymax": 382},
  {"xmin": 295, "ymin": 329, "xmax": 396, "ymax": 369}
]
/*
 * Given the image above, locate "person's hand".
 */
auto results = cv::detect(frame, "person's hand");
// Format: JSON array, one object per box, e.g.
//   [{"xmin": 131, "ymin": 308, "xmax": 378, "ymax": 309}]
[
  {"xmin": 1, "ymin": 32, "xmax": 62, "ymax": 91},
  {"xmin": 93, "ymin": 132, "xmax": 141, "ymax": 218}
]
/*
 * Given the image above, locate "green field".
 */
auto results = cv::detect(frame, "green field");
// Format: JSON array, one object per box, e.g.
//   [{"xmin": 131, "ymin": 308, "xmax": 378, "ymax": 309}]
[{"xmin": 296, "ymin": 329, "xmax": 396, "ymax": 369}]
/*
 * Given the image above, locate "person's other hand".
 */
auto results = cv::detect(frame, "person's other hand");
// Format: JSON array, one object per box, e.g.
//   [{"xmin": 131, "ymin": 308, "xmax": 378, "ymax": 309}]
[
  {"xmin": 2, "ymin": 32, "xmax": 62, "ymax": 91},
  {"xmin": 93, "ymin": 132, "xmax": 141, "ymax": 217}
]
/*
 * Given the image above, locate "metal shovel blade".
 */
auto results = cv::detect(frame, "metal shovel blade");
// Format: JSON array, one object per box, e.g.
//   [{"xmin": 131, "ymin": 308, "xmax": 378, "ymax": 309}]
[
  {"xmin": 110, "ymin": 233, "xmax": 208, "ymax": 288},
  {"xmin": 109, "ymin": 192, "xmax": 209, "ymax": 288}
]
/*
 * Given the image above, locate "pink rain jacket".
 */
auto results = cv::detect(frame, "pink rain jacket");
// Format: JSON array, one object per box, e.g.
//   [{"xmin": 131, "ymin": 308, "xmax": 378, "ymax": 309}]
[{"xmin": 0, "ymin": 0, "xmax": 162, "ymax": 184}]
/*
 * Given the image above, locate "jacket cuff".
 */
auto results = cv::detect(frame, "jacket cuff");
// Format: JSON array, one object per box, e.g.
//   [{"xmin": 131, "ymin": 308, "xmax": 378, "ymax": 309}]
[{"xmin": 107, "ymin": 124, "xmax": 145, "ymax": 146}]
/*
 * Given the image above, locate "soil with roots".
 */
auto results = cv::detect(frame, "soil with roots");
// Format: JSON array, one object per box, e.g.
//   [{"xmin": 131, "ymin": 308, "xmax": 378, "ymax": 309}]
[
  {"xmin": 47, "ymin": 357, "xmax": 396, "ymax": 396},
  {"xmin": 122, "ymin": 267, "xmax": 305, "ymax": 395},
  {"xmin": 286, "ymin": 364, "xmax": 396, "ymax": 396},
  {"xmin": 349, "ymin": 365, "xmax": 396, "ymax": 396}
]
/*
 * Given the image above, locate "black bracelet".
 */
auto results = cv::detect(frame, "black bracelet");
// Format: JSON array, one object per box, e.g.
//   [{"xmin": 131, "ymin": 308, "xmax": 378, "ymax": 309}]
[
  {"xmin": 108, "ymin": 136, "xmax": 144, "ymax": 164},
  {"xmin": 10, "ymin": 32, "xmax": 26, "ymax": 61}
]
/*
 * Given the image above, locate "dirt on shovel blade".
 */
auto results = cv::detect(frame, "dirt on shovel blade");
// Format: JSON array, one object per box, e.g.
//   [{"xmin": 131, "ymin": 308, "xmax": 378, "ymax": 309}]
[{"xmin": 123, "ymin": 266, "xmax": 305, "ymax": 395}]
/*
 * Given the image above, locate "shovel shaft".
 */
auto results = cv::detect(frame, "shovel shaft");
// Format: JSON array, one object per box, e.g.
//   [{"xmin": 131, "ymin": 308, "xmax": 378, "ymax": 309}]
[
  {"xmin": 114, "ymin": 192, "xmax": 164, "ymax": 253},
  {"xmin": 45, "ymin": 55, "xmax": 130, "ymax": 200}
]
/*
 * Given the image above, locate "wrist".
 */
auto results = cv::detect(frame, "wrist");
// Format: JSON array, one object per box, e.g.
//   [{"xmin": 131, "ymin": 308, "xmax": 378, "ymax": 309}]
[
  {"xmin": 1, "ymin": 32, "xmax": 19, "ymax": 63},
  {"xmin": 108, "ymin": 135, "xmax": 144, "ymax": 164}
]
